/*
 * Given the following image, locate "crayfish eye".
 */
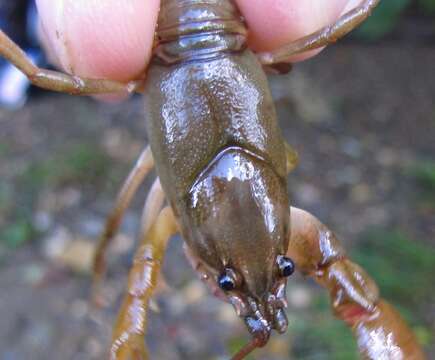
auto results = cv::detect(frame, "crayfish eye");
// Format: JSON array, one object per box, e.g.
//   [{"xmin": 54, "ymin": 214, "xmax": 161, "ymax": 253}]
[
  {"xmin": 218, "ymin": 268, "xmax": 238, "ymax": 291},
  {"xmin": 277, "ymin": 255, "xmax": 295, "ymax": 277}
]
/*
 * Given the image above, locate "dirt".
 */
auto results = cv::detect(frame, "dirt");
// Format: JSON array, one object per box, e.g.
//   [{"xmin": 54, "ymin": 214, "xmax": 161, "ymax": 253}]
[{"xmin": 0, "ymin": 42, "xmax": 434, "ymax": 360}]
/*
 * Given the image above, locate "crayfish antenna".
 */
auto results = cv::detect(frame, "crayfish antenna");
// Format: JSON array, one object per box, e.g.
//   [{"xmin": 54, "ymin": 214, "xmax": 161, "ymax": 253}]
[{"xmin": 230, "ymin": 337, "xmax": 260, "ymax": 360}]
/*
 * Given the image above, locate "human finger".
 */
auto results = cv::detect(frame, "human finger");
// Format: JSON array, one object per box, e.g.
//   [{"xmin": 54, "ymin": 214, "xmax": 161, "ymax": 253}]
[
  {"xmin": 236, "ymin": 0, "xmax": 361, "ymax": 62},
  {"xmin": 36, "ymin": 0, "xmax": 159, "ymax": 83}
]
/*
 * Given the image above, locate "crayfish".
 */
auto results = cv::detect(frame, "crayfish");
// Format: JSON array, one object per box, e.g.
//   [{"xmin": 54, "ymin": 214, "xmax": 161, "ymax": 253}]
[{"xmin": 0, "ymin": 0, "xmax": 426, "ymax": 359}]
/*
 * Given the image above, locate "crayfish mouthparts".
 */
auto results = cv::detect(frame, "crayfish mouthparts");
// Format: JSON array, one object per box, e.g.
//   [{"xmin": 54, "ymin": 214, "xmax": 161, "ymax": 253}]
[
  {"xmin": 244, "ymin": 316, "xmax": 272, "ymax": 346},
  {"xmin": 243, "ymin": 306, "xmax": 289, "ymax": 341},
  {"xmin": 233, "ymin": 292, "xmax": 290, "ymax": 354},
  {"xmin": 231, "ymin": 308, "xmax": 289, "ymax": 360}
]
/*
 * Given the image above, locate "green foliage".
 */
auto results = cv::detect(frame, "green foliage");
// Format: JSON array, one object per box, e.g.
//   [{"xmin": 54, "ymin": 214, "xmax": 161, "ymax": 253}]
[
  {"xmin": 409, "ymin": 161, "xmax": 435, "ymax": 190},
  {"xmin": 406, "ymin": 161, "xmax": 435, "ymax": 207},
  {"xmin": 0, "ymin": 218, "xmax": 34, "ymax": 249},
  {"xmin": 0, "ymin": 181, "xmax": 12, "ymax": 212},
  {"xmin": 414, "ymin": 326, "xmax": 433, "ymax": 347},
  {"xmin": 356, "ymin": 0, "xmax": 411, "ymax": 40},
  {"xmin": 20, "ymin": 143, "xmax": 111, "ymax": 189},
  {"xmin": 291, "ymin": 297, "xmax": 358, "ymax": 359},
  {"xmin": 419, "ymin": 0, "xmax": 435, "ymax": 14},
  {"xmin": 355, "ymin": 0, "xmax": 435, "ymax": 40},
  {"xmin": 53, "ymin": 144, "xmax": 110, "ymax": 185},
  {"xmin": 0, "ymin": 143, "xmax": 10, "ymax": 156},
  {"xmin": 0, "ymin": 143, "xmax": 112, "ymax": 250},
  {"xmin": 351, "ymin": 229, "xmax": 435, "ymax": 324}
]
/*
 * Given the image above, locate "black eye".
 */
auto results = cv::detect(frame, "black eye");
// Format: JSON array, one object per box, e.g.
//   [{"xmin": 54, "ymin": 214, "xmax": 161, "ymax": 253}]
[
  {"xmin": 218, "ymin": 269, "xmax": 237, "ymax": 291},
  {"xmin": 277, "ymin": 255, "xmax": 295, "ymax": 277}
]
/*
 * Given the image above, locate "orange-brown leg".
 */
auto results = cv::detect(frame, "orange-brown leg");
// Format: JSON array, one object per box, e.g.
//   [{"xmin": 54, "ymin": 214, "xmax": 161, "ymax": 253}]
[
  {"xmin": 257, "ymin": 0, "xmax": 380, "ymax": 65},
  {"xmin": 288, "ymin": 207, "xmax": 426, "ymax": 359},
  {"xmin": 92, "ymin": 147, "xmax": 154, "ymax": 300},
  {"xmin": 0, "ymin": 29, "xmax": 142, "ymax": 95},
  {"xmin": 110, "ymin": 206, "xmax": 178, "ymax": 360},
  {"xmin": 140, "ymin": 178, "xmax": 165, "ymax": 235}
]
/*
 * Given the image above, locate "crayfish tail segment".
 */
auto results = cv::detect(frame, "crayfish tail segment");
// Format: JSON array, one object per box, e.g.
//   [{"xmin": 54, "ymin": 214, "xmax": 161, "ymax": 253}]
[{"xmin": 288, "ymin": 207, "xmax": 426, "ymax": 360}]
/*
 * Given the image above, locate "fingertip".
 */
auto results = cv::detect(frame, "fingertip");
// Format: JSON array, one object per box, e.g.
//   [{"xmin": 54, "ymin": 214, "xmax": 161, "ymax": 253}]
[
  {"xmin": 36, "ymin": 0, "xmax": 159, "ymax": 82},
  {"xmin": 236, "ymin": 0, "xmax": 350, "ymax": 62}
]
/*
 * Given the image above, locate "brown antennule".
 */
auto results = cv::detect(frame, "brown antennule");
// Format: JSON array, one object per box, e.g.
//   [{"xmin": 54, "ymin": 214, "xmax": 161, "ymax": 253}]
[{"xmin": 231, "ymin": 337, "xmax": 260, "ymax": 360}]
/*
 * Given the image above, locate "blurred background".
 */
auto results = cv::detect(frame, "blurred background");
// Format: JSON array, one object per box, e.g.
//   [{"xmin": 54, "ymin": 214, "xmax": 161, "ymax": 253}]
[{"xmin": 0, "ymin": 1, "xmax": 434, "ymax": 359}]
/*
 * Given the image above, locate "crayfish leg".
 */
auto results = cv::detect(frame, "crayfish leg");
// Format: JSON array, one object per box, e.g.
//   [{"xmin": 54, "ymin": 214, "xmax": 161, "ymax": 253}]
[
  {"xmin": 288, "ymin": 207, "xmax": 426, "ymax": 359},
  {"xmin": 0, "ymin": 29, "xmax": 142, "ymax": 95},
  {"xmin": 110, "ymin": 206, "xmax": 178, "ymax": 360},
  {"xmin": 140, "ymin": 178, "xmax": 165, "ymax": 235},
  {"xmin": 92, "ymin": 147, "xmax": 154, "ymax": 304}
]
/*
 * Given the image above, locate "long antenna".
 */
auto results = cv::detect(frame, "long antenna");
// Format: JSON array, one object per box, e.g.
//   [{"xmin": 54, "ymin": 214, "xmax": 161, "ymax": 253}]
[{"xmin": 231, "ymin": 337, "xmax": 259, "ymax": 360}]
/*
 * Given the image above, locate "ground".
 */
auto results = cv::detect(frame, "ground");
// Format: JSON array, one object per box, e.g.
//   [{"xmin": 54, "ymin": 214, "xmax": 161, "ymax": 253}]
[{"xmin": 0, "ymin": 43, "xmax": 434, "ymax": 359}]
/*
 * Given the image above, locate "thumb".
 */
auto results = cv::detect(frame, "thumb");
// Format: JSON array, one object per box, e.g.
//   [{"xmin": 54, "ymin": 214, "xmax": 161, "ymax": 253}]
[
  {"xmin": 236, "ymin": 0, "xmax": 360, "ymax": 62},
  {"xmin": 36, "ymin": 0, "xmax": 159, "ymax": 82}
]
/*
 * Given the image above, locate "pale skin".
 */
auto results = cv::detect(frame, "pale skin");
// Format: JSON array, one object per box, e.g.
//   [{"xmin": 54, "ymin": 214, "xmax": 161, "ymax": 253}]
[{"xmin": 35, "ymin": 0, "xmax": 362, "ymax": 99}]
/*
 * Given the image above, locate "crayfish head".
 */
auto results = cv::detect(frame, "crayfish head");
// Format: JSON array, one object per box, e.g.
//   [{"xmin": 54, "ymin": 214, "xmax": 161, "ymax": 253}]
[{"xmin": 180, "ymin": 147, "xmax": 296, "ymax": 348}]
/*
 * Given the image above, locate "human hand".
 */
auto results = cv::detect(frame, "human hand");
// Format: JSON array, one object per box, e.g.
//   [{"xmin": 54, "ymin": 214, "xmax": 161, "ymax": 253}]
[{"xmin": 36, "ymin": 0, "xmax": 361, "ymax": 90}]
